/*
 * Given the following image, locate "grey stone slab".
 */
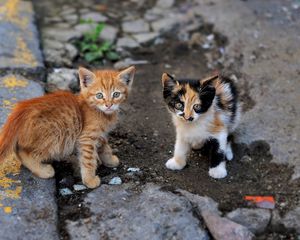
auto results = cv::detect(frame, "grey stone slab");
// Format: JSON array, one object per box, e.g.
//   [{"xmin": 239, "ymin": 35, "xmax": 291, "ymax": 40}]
[
  {"xmin": 272, "ymin": 207, "xmax": 300, "ymax": 234},
  {"xmin": 151, "ymin": 16, "xmax": 181, "ymax": 32},
  {"xmin": 226, "ymin": 208, "xmax": 271, "ymax": 234},
  {"xmin": 155, "ymin": 0, "xmax": 175, "ymax": 9},
  {"xmin": 178, "ymin": 189, "xmax": 221, "ymax": 214},
  {"xmin": 0, "ymin": 0, "xmax": 44, "ymax": 71},
  {"xmin": 282, "ymin": 206, "xmax": 300, "ymax": 234},
  {"xmin": 0, "ymin": 74, "xmax": 44, "ymax": 126},
  {"xmin": 42, "ymin": 27, "xmax": 82, "ymax": 43},
  {"xmin": 0, "ymin": 169, "xmax": 58, "ymax": 240},
  {"xmin": 47, "ymin": 68, "xmax": 78, "ymax": 92},
  {"xmin": 66, "ymin": 183, "xmax": 209, "ymax": 240},
  {"xmin": 0, "ymin": 74, "xmax": 58, "ymax": 240},
  {"xmin": 122, "ymin": 19, "xmax": 150, "ymax": 33},
  {"xmin": 202, "ymin": 210, "xmax": 254, "ymax": 240},
  {"xmin": 99, "ymin": 25, "xmax": 119, "ymax": 43},
  {"xmin": 74, "ymin": 23, "xmax": 97, "ymax": 35},
  {"xmin": 116, "ymin": 37, "xmax": 139, "ymax": 49},
  {"xmin": 132, "ymin": 32, "xmax": 159, "ymax": 45},
  {"xmin": 80, "ymin": 12, "xmax": 107, "ymax": 22}
]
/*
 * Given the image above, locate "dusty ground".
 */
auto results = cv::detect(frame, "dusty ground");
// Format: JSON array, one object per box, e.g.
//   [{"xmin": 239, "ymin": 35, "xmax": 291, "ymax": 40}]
[{"xmin": 31, "ymin": 0, "xmax": 300, "ymax": 239}]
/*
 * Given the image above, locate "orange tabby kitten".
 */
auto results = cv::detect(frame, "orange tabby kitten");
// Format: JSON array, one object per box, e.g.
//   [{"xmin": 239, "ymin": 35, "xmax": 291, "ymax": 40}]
[{"xmin": 0, "ymin": 66, "xmax": 135, "ymax": 188}]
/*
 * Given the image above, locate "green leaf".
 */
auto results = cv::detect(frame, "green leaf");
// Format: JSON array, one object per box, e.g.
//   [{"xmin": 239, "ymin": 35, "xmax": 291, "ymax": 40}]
[
  {"xmin": 95, "ymin": 23, "xmax": 105, "ymax": 37},
  {"xmin": 106, "ymin": 51, "xmax": 120, "ymax": 61},
  {"xmin": 79, "ymin": 42, "xmax": 92, "ymax": 52},
  {"xmin": 84, "ymin": 52, "xmax": 99, "ymax": 62},
  {"xmin": 90, "ymin": 44, "xmax": 99, "ymax": 51},
  {"xmin": 99, "ymin": 41, "xmax": 111, "ymax": 52}
]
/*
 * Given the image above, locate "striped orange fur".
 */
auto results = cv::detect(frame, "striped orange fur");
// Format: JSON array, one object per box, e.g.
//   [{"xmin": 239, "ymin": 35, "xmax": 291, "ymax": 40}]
[{"xmin": 0, "ymin": 66, "xmax": 135, "ymax": 188}]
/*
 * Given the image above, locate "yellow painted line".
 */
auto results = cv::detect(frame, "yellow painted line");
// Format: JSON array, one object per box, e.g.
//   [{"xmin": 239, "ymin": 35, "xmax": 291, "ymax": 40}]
[
  {"xmin": 13, "ymin": 36, "xmax": 37, "ymax": 67},
  {"xmin": 1, "ymin": 75, "xmax": 28, "ymax": 88},
  {"xmin": 4, "ymin": 206, "xmax": 12, "ymax": 214},
  {"xmin": 1, "ymin": 99, "xmax": 17, "ymax": 110},
  {"xmin": 0, "ymin": 89, "xmax": 23, "ymax": 212},
  {"xmin": 0, "ymin": 0, "xmax": 37, "ymax": 66},
  {"xmin": 0, "ymin": 154, "xmax": 22, "ymax": 214},
  {"xmin": 0, "ymin": 0, "xmax": 30, "ymax": 29}
]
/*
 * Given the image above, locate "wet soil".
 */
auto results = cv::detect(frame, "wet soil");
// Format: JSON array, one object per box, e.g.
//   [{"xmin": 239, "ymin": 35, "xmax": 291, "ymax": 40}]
[{"xmin": 32, "ymin": 0, "xmax": 300, "ymax": 239}]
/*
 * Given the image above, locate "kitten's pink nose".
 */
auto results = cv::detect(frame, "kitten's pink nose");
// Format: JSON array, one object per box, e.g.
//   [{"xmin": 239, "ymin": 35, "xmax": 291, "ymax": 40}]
[{"xmin": 105, "ymin": 103, "xmax": 112, "ymax": 108}]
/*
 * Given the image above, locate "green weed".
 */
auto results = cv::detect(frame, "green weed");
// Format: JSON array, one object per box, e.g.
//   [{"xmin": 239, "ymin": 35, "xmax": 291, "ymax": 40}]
[{"xmin": 76, "ymin": 20, "xmax": 119, "ymax": 63}]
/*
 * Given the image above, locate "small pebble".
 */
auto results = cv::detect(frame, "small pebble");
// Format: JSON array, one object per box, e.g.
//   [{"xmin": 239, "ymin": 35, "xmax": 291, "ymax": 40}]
[
  {"xmin": 109, "ymin": 177, "xmax": 122, "ymax": 185},
  {"xmin": 127, "ymin": 167, "xmax": 140, "ymax": 172},
  {"xmin": 59, "ymin": 188, "xmax": 73, "ymax": 196},
  {"xmin": 201, "ymin": 43, "xmax": 211, "ymax": 49},
  {"xmin": 241, "ymin": 155, "xmax": 252, "ymax": 162},
  {"xmin": 206, "ymin": 34, "xmax": 214, "ymax": 41},
  {"xmin": 292, "ymin": 3, "xmax": 299, "ymax": 10},
  {"xmin": 73, "ymin": 184, "xmax": 87, "ymax": 191}
]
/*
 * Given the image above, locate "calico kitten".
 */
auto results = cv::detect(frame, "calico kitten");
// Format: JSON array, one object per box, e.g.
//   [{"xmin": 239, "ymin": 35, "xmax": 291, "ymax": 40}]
[
  {"xmin": 0, "ymin": 66, "xmax": 135, "ymax": 188},
  {"xmin": 161, "ymin": 73, "xmax": 240, "ymax": 178}
]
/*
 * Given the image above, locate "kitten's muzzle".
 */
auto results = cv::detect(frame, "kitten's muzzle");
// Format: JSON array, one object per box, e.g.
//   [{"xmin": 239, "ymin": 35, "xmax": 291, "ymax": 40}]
[
  {"xmin": 179, "ymin": 112, "xmax": 194, "ymax": 121},
  {"xmin": 185, "ymin": 116, "xmax": 194, "ymax": 122},
  {"xmin": 105, "ymin": 103, "xmax": 113, "ymax": 108}
]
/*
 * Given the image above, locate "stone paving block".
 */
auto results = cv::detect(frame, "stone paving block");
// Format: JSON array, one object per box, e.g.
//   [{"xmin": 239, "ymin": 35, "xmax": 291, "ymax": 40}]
[
  {"xmin": 0, "ymin": 74, "xmax": 58, "ymax": 240},
  {"xmin": 0, "ymin": 0, "xmax": 44, "ymax": 72},
  {"xmin": 66, "ymin": 183, "xmax": 209, "ymax": 240}
]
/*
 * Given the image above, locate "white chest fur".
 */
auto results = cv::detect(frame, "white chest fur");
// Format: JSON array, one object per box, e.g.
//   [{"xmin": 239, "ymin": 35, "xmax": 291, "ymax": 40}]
[{"xmin": 172, "ymin": 115, "xmax": 212, "ymax": 145}]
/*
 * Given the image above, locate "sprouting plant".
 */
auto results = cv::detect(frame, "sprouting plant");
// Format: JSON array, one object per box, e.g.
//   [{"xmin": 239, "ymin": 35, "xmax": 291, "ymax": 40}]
[{"xmin": 76, "ymin": 20, "xmax": 119, "ymax": 63}]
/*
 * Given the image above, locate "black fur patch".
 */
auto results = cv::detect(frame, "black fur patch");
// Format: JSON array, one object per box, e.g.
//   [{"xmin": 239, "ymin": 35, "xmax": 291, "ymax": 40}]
[
  {"xmin": 201, "ymin": 138, "xmax": 225, "ymax": 168},
  {"xmin": 177, "ymin": 79, "xmax": 201, "ymax": 92},
  {"xmin": 199, "ymin": 84, "xmax": 215, "ymax": 113}
]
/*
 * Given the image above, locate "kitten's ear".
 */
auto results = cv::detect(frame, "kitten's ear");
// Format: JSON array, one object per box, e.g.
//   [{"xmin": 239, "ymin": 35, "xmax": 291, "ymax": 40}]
[
  {"xmin": 78, "ymin": 67, "xmax": 96, "ymax": 88},
  {"xmin": 118, "ymin": 66, "xmax": 136, "ymax": 89},
  {"xmin": 162, "ymin": 73, "xmax": 176, "ymax": 88},
  {"xmin": 200, "ymin": 74, "xmax": 218, "ymax": 85}
]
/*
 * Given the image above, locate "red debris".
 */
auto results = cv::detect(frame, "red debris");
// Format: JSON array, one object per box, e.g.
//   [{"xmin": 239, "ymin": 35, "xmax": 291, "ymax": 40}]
[{"xmin": 244, "ymin": 196, "xmax": 275, "ymax": 209}]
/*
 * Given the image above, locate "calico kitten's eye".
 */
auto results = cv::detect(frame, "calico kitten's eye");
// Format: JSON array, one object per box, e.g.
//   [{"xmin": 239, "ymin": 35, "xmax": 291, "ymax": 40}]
[
  {"xmin": 193, "ymin": 104, "xmax": 201, "ymax": 111},
  {"xmin": 96, "ymin": 93, "xmax": 103, "ymax": 99},
  {"xmin": 175, "ymin": 102, "xmax": 183, "ymax": 110},
  {"xmin": 113, "ymin": 92, "xmax": 121, "ymax": 98}
]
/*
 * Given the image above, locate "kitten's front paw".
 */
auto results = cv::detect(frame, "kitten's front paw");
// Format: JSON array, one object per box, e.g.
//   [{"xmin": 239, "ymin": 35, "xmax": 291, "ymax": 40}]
[
  {"xmin": 83, "ymin": 176, "xmax": 101, "ymax": 189},
  {"xmin": 37, "ymin": 165, "xmax": 55, "ymax": 179},
  {"xmin": 226, "ymin": 144, "xmax": 233, "ymax": 161},
  {"xmin": 209, "ymin": 162, "xmax": 227, "ymax": 179},
  {"xmin": 103, "ymin": 155, "xmax": 120, "ymax": 168},
  {"xmin": 166, "ymin": 158, "xmax": 186, "ymax": 170}
]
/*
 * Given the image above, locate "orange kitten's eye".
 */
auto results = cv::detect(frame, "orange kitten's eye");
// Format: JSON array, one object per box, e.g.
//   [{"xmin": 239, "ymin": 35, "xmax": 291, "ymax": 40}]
[
  {"xmin": 113, "ymin": 92, "xmax": 121, "ymax": 98},
  {"xmin": 193, "ymin": 104, "xmax": 201, "ymax": 111},
  {"xmin": 175, "ymin": 102, "xmax": 183, "ymax": 110},
  {"xmin": 96, "ymin": 93, "xmax": 103, "ymax": 99}
]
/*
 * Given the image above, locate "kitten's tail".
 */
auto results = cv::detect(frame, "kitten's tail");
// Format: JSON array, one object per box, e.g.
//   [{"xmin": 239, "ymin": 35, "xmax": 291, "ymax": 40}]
[{"xmin": 0, "ymin": 107, "xmax": 26, "ymax": 162}]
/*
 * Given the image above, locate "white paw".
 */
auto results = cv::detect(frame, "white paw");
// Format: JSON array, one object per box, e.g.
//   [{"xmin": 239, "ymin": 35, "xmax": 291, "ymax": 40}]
[
  {"xmin": 165, "ymin": 158, "xmax": 186, "ymax": 170},
  {"xmin": 226, "ymin": 145, "xmax": 233, "ymax": 161},
  {"xmin": 209, "ymin": 162, "xmax": 227, "ymax": 179}
]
